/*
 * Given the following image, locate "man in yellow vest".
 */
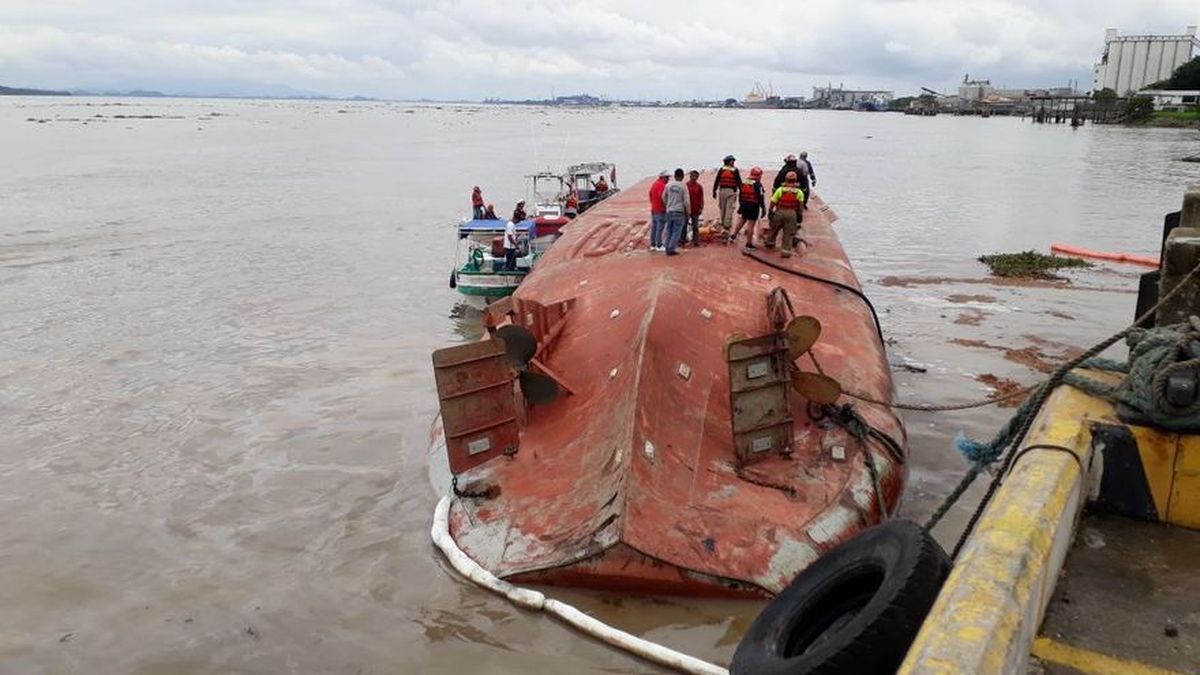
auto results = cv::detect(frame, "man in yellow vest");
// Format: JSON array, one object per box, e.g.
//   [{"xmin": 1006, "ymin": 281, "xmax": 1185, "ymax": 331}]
[{"xmin": 764, "ymin": 171, "xmax": 806, "ymax": 258}]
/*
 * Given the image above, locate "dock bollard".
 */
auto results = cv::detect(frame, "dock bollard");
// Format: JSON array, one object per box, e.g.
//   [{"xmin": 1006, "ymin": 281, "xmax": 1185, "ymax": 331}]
[{"xmin": 1156, "ymin": 185, "xmax": 1200, "ymax": 326}]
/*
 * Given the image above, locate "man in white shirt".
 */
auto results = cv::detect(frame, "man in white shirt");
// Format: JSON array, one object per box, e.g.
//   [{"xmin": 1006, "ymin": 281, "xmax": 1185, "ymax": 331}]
[{"xmin": 503, "ymin": 220, "xmax": 518, "ymax": 271}]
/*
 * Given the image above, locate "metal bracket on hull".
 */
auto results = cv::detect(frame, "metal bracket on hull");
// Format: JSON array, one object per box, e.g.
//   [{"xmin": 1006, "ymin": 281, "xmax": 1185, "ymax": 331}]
[
  {"xmin": 726, "ymin": 333, "xmax": 794, "ymax": 466},
  {"xmin": 432, "ymin": 339, "xmax": 520, "ymax": 473}
]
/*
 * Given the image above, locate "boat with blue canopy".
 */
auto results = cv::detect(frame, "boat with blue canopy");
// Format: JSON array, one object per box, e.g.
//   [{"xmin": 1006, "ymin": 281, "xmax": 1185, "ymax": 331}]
[{"xmin": 450, "ymin": 218, "xmax": 547, "ymax": 300}]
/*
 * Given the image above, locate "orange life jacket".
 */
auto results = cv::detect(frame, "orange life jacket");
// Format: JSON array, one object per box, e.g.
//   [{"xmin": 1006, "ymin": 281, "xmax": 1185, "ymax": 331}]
[
  {"xmin": 472, "ymin": 192, "xmax": 484, "ymax": 207},
  {"xmin": 739, "ymin": 180, "xmax": 758, "ymax": 202},
  {"xmin": 718, "ymin": 167, "xmax": 738, "ymax": 188},
  {"xmin": 776, "ymin": 187, "xmax": 804, "ymax": 210}
]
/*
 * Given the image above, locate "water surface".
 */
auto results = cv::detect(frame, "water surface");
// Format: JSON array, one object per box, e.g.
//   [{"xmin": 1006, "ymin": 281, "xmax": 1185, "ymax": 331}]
[{"xmin": 2, "ymin": 98, "xmax": 1198, "ymax": 673}]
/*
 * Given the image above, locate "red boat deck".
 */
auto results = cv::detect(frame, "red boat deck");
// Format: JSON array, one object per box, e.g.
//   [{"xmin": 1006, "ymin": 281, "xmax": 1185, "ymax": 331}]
[{"xmin": 439, "ymin": 171, "xmax": 906, "ymax": 598}]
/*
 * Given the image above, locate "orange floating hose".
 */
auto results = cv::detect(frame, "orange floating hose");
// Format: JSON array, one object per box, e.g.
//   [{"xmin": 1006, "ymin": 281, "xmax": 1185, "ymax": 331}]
[{"xmin": 1050, "ymin": 243, "xmax": 1160, "ymax": 268}]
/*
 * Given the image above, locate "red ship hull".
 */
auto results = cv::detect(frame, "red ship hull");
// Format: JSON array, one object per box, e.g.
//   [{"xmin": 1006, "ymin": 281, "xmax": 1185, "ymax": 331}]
[{"xmin": 434, "ymin": 171, "xmax": 906, "ymax": 598}]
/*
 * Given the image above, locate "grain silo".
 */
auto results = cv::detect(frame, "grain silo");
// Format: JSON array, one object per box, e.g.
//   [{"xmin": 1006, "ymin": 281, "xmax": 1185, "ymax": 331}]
[{"xmin": 1092, "ymin": 26, "xmax": 1199, "ymax": 95}]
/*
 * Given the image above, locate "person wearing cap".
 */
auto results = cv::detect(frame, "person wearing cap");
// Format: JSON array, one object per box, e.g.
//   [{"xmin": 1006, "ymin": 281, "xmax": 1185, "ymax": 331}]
[
  {"xmin": 511, "ymin": 200, "xmax": 527, "ymax": 223},
  {"xmin": 662, "ymin": 168, "xmax": 691, "ymax": 256},
  {"xmin": 472, "ymin": 186, "xmax": 485, "ymax": 220},
  {"xmin": 681, "ymin": 170, "xmax": 704, "ymax": 246},
  {"xmin": 648, "ymin": 170, "xmax": 670, "ymax": 252},
  {"xmin": 711, "ymin": 155, "xmax": 741, "ymax": 232},
  {"xmin": 799, "ymin": 151, "xmax": 816, "ymax": 191},
  {"xmin": 730, "ymin": 167, "xmax": 766, "ymax": 249},
  {"xmin": 765, "ymin": 171, "xmax": 806, "ymax": 258},
  {"xmin": 774, "ymin": 154, "xmax": 811, "ymax": 209},
  {"xmin": 503, "ymin": 218, "xmax": 519, "ymax": 270}
]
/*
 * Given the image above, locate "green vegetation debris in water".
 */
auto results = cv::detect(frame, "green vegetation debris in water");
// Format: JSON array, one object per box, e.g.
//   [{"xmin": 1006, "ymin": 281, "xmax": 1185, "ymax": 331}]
[{"xmin": 978, "ymin": 251, "xmax": 1092, "ymax": 279}]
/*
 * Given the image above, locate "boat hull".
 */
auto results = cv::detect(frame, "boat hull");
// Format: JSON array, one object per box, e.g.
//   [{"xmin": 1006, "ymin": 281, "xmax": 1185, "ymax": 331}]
[
  {"xmin": 437, "ymin": 171, "xmax": 906, "ymax": 597},
  {"xmin": 454, "ymin": 270, "xmax": 526, "ymax": 297}
]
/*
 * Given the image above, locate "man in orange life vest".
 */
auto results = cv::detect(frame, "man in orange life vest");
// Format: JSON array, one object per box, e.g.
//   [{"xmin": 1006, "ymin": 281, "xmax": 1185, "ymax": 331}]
[
  {"xmin": 764, "ymin": 171, "xmax": 805, "ymax": 258},
  {"xmin": 711, "ymin": 155, "xmax": 741, "ymax": 232},
  {"xmin": 730, "ymin": 167, "xmax": 765, "ymax": 249},
  {"xmin": 565, "ymin": 189, "xmax": 579, "ymax": 218}
]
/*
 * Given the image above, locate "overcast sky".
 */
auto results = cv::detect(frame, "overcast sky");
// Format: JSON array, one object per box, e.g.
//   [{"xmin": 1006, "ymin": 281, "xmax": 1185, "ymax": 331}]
[{"xmin": 1, "ymin": 1, "xmax": 1198, "ymax": 99}]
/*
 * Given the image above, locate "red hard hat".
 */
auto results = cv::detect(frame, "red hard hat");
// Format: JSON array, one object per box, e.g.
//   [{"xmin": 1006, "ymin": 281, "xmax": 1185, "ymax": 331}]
[{"xmin": 750, "ymin": 167, "xmax": 763, "ymax": 178}]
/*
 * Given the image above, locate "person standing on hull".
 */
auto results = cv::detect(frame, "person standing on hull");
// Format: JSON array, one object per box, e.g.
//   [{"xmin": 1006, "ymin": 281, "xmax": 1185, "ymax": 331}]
[
  {"xmin": 682, "ymin": 169, "xmax": 704, "ymax": 246},
  {"xmin": 472, "ymin": 186, "xmax": 485, "ymax": 220},
  {"xmin": 662, "ymin": 168, "xmax": 691, "ymax": 256},
  {"xmin": 730, "ymin": 166, "xmax": 766, "ymax": 249},
  {"xmin": 503, "ymin": 219, "xmax": 519, "ymax": 270},
  {"xmin": 800, "ymin": 150, "xmax": 816, "ymax": 200},
  {"xmin": 648, "ymin": 170, "xmax": 670, "ymax": 252},
  {"xmin": 764, "ymin": 171, "xmax": 805, "ymax": 258},
  {"xmin": 511, "ymin": 200, "xmax": 527, "ymax": 223},
  {"xmin": 773, "ymin": 154, "xmax": 810, "ymax": 205},
  {"xmin": 712, "ymin": 155, "xmax": 741, "ymax": 235}
]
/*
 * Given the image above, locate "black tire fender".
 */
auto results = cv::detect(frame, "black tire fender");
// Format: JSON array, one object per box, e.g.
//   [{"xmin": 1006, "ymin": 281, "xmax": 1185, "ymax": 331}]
[{"xmin": 731, "ymin": 520, "xmax": 951, "ymax": 675}]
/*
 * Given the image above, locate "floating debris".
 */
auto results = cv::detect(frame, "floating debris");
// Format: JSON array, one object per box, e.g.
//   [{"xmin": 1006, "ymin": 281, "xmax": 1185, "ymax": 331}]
[
  {"xmin": 950, "ymin": 336, "xmax": 1082, "ymax": 374},
  {"xmin": 953, "ymin": 308, "xmax": 988, "ymax": 326},
  {"xmin": 878, "ymin": 274, "xmax": 1130, "ymax": 292},
  {"xmin": 978, "ymin": 250, "xmax": 1091, "ymax": 280},
  {"xmin": 975, "ymin": 374, "xmax": 1026, "ymax": 407},
  {"xmin": 946, "ymin": 294, "xmax": 996, "ymax": 304}
]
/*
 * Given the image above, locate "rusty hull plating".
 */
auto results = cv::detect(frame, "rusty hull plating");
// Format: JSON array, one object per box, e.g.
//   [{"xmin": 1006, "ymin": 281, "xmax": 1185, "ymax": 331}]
[{"xmin": 437, "ymin": 171, "xmax": 906, "ymax": 598}]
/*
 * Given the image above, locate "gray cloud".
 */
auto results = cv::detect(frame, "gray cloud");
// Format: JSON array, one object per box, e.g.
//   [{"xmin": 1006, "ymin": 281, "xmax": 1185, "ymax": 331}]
[{"xmin": 1, "ymin": 0, "xmax": 1197, "ymax": 98}]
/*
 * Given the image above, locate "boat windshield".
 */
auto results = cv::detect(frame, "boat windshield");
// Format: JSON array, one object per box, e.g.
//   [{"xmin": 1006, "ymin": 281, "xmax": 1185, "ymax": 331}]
[
  {"xmin": 567, "ymin": 162, "xmax": 616, "ymax": 203},
  {"xmin": 526, "ymin": 171, "xmax": 566, "ymax": 218}
]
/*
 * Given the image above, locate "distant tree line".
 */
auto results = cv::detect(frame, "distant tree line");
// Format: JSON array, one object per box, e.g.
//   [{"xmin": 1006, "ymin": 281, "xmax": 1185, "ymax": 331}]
[{"xmin": 0, "ymin": 85, "xmax": 70, "ymax": 96}]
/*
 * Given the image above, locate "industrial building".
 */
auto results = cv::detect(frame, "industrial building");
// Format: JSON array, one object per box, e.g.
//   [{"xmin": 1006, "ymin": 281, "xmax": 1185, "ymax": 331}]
[
  {"xmin": 810, "ymin": 85, "xmax": 893, "ymax": 110},
  {"xmin": 1138, "ymin": 89, "xmax": 1200, "ymax": 111},
  {"xmin": 1092, "ymin": 26, "xmax": 1200, "ymax": 95}
]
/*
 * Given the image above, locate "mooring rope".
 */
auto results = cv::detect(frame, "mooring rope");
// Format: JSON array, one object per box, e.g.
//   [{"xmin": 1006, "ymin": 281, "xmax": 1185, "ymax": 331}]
[{"xmin": 924, "ymin": 260, "xmax": 1200, "ymax": 559}]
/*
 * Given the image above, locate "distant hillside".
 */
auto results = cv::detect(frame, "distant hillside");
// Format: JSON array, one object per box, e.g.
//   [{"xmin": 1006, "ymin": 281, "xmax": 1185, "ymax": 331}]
[{"xmin": 0, "ymin": 85, "xmax": 71, "ymax": 96}]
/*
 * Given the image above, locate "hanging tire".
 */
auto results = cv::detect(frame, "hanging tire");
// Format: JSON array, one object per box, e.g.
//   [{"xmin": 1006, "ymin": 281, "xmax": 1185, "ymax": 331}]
[{"xmin": 731, "ymin": 520, "xmax": 951, "ymax": 675}]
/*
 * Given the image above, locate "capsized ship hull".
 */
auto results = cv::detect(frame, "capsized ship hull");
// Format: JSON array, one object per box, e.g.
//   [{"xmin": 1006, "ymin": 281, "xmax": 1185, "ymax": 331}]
[{"xmin": 433, "ymin": 171, "xmax": 906, "ymax": 598}]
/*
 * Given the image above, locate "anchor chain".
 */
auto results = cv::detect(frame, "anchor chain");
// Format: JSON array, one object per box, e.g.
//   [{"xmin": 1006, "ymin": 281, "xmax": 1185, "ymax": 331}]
[{"xmin": 451, "ymin": 475, "xmax": 493, "ymax": 499}]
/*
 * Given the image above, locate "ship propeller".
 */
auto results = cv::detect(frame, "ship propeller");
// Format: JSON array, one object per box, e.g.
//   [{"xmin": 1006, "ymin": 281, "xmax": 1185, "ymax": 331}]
[
  {"xmin": 791, "ymin": 371, "xmax": 843, "ymax": 405},
  {"xmin": 497, "ymin": 325, "xmax": 537, "ymax": 367},
  {"xmin": 782, "ymin": 315, "xmax": 844, "ymax": 404},
  {"xmin": 496, "ymin": 324, "xmax": 560, "ymax": 406},
  {"xmin": 785, "ymin": 315, "xmax": 822, "ymax": 361},
  {"xmin": 518, "ymin": 371, "xmax": 560, "ymax": 405}
]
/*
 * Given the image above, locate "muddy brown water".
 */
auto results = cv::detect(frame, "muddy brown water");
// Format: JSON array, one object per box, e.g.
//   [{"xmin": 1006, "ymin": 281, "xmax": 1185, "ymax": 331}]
[{"xmin": 2, "ymin": 98, "xmax": 1198, "ymax": 673}]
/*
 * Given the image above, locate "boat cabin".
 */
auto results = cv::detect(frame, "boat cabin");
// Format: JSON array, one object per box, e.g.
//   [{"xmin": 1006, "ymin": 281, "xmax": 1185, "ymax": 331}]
[{"xmin": 566, "ymin": 162, "xmax": 619, "ymax": 213}]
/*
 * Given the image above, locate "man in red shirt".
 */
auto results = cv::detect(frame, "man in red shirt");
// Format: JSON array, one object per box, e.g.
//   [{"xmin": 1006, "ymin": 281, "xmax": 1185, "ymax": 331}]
[
  {"xmin": 648, "ymin": 171, "xmax": 669, "ymax": 252},
  {"xmin": 681, "ymin": 170, "xmax": 704, "ymax": 246},
  {"xmin": 471, "ymin": 186, "xmax": 485, "ymax": 220}
]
